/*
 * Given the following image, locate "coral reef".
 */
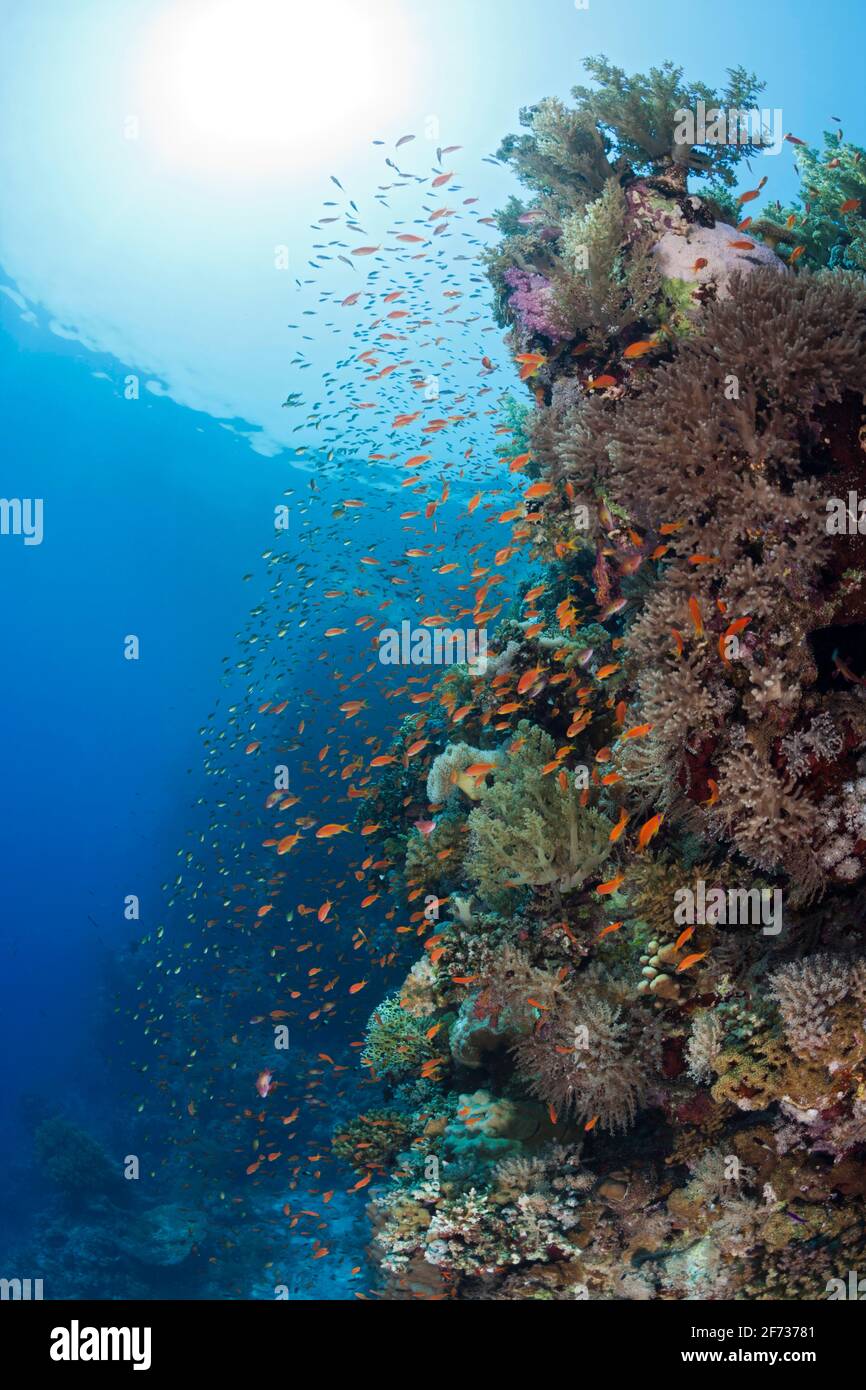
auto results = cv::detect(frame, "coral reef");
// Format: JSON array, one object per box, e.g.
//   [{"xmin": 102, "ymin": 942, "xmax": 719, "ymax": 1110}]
[
  {"xmin": 348, "ymin": 57, "xmax": 866, "ymax": 1301},
  {"xmin": 361, "ymin": 994, "xmax": 436, "ymax": 1079},
  {"xmin": 466, "ymin": 721, "xmax": 611, "ymax": 896}
]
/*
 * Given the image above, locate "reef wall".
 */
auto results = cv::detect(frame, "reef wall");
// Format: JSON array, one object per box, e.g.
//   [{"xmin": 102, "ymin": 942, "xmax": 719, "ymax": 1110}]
[{"xmin": 341, "ymin": 59, "xmax": 866, "ymax": 1301}]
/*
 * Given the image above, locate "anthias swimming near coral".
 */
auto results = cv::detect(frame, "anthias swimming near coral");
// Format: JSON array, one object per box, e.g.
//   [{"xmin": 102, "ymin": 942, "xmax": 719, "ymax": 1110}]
[{"xmin": 345, "ymin": 58, "xmax": 866, "ymax": 1300}]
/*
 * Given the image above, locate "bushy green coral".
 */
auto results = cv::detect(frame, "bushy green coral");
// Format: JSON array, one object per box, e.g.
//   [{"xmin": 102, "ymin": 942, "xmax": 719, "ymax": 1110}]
[
  {"xmin": 494, "ymin": 395, "xmax": 534, "ymax": 467},
  {"xmin": 553, "ymin": 178, "xmax": 663, "ymax": 350},
  {"xmin": 496, "ymin": 96, "xmax": 615, "ymax": 219},
  {"xmin": 625, "ymin": 855, "xmax": 758, "ymax": 941},
  {"xmin": 362, "ymin": 994, "xmax": 436, "ymax": 1079},
  {"xmin": 751, "ymin": 133, "xmax": 866, "ymax": 270},
  {"xmin": 561, "ymin": 178, "xmax": 626, "ymax": 280},
  {"xmin": 467, "ymin": 721, "xmax": 611, "ymax": 898},
  {"xmin": 332, "ymin": 1110, "xmax": 413, "ymax": 1173},
  {"xmin": 569, "ymin": 56, "xmax": 768, "ymax": 188},
  {"xmin": 496, "ymin": 57, "xmax": 766, "ymax": 215},
  {"xmin": 658, "ymin": 274, "xmax": 701, "ymax": 336}
]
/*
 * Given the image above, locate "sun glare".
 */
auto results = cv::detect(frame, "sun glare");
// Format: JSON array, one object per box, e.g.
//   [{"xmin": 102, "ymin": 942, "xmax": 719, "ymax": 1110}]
[{"xmin": 142, "ymin": 0, "xmax": 413, "ymax": 176}]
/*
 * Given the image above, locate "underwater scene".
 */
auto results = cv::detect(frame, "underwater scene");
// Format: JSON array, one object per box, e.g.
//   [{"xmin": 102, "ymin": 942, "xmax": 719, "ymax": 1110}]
[{"xmin": 3, "ymin": 0, "xmax": 866, "ymax": 1334}]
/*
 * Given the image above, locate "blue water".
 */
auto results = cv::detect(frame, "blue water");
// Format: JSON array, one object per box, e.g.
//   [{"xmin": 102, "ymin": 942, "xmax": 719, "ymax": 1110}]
[
  {"xmin": 4, "ymin": 0, "xmax": 866, "ymax": 1302},
  {"xmin": 0, "ymin": 283, "xmax": 479, "ymax": 1297}
]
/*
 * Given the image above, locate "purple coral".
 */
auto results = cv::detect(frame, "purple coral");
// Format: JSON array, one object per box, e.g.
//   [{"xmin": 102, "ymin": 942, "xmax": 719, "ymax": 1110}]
[{"xmin": 504, "ymin": 267, "xmax": 568, "ymax": 342}]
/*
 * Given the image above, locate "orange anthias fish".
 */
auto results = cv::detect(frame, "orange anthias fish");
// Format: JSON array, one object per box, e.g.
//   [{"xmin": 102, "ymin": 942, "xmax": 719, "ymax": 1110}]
[
  {"xmin": 677, "ymin": 952, "xmax": 708, "ymax": 974},
  {"xmin": 636, "ymin": 813, "xmax": 664, "ymax": 851},
  {"xmin": 517, "ymin": 666, "xmax": 545, "ymax": 695},
  {"xmin": 704, "ymin": 778, "xmax": 720, "ymax": 807},
  {"xmin": 524, "ymin": 481, "xmax": 553, "ymax": 501},
  {"xmin": 598, "ymin": 921, "xmax": 624, "ymax": 941},
  {"xmin": 515, "ymin": 353, "xmax": 546, "ymax": 381},
  {"xmin": 620, "ymin": 723, "xmax": 652, "ymax": 742},
  {"xmin": 596, "ymin": 872, "xmax": 625, "ymax": 897},
  {"xmin": 609, "ymin": 809, "xmax": 629, "ymax": 844},
  {"xmin": 719, "ymin": 616, "xmax": 751, "ymax": 663},
  {"xmin": 463, "ymin": 761, "xmax": 498, "ymax": 779}
]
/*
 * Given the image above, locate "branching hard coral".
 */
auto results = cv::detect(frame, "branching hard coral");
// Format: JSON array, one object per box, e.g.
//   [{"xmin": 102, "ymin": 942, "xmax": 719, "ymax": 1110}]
[
  {"xmin": 374, "ymin": 1180, "xmax": 578, "ymax": 1285},
  {"xmin": 780, "ymin": 712, "xmax": 844, "ymax": 781},
  {"xmin": 687, "ymin": 1010, "xmax": 726, "ymax": 1084},
  {"xmin": 626, "ymin": 855, "xmax": 727, "ymax": 939},
  {"xmin": 769, "ymin": 954, "xmax": 866, "ymax": 1060},
  {"xmin": 399, "ymin": 955, "xmax": 445, "ymax": 1019},
  {"xmin": 570, "ymin": 56, "xmax": 768, "ymax": 188},
  {"xmin": 467, "ymin": 721, "xmax": 611, "ymax": 896},
  {"xmin": 492, "ymin": 1154, "xmax": 549, "ymax": 1201},
  {"xmin": 495, "ymin": 96, "xmax": 618, "ymax": 219},
  {"xmin": 711, "ymin": 742, "xmax": 827, "ymax": 902},
  {"xmin": 498, "ymin": 59, "xmax": 766, "ymax": 210}
]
